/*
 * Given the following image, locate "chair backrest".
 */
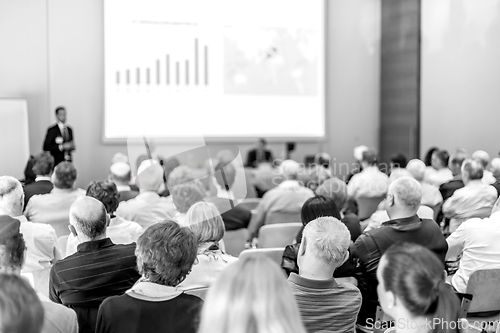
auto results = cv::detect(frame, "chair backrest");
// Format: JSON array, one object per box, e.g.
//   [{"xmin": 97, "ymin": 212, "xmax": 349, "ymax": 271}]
[
  {"xmin": 184, "ymin": 287, "xmax": 209, "ymax": 300},
  {"xmin": 239, "ymin": 248, "xmax": 285, "ymax": 266},
  {"xmin": 236, "ymin": 198, "xmax": 261, "ymax": 212},
  {"xmin": 465, "ymin": 269, "xmax": 500, "ymax": 315},
  {"xmin": 223, "ymin": 228, "xmax": 249, "ymax": 257},
  {"xmin": 356, "ymin": 196, "xmax": 385, "ymax": 221},
  {"xmin": 265, "ymin": 211, "xmax": 302, "ymax": 225},
  {"xmin": 258, "ymin": 223, "xmax": 303, "ymax": 248},
  {"xmin": 57, "ymin": 235, "xmax": 69, "ymax": 258}
]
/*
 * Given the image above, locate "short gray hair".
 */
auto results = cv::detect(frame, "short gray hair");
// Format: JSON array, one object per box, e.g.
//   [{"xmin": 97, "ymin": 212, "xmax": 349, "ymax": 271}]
[
  {"xmin": 0, "ymin": 176, "xmax": 23, "ymax": 216},
  {"xmin": 406, "ymin": 159, "xmax": 426, "ymax": 182},
  {"xmin": 315, "ymin": 178, "xmax": 347, "ymax": 209},
  {"xmin": 389, "ymin": 177, "xmax": 422, "ymax": 209},
  {"xmin": 462, "ymin": 159, "xmax": 484, "ymax": 181},
  {"xmin": 70, "ymin": 197, "xmax": 107, "ymax": 239},
  {"xmin": 302, "ymin": 217, "xmax": 350, "ymax": 265},
  {"xmin": 185, "ymin": 201, "xmax": 225, "ymax": 244}
]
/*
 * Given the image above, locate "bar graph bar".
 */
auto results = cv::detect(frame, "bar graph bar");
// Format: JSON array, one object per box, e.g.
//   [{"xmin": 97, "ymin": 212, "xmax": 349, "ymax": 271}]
[
  {"xmin": 126, "ymin": 70, "xmax": 130, "ymax": 85},
  {"xmin": 147, "ymin": 68, "xmax": 150, "ymax": 85},
  {"xmin": 156, "ymin": 60, "xmax": 160, "ymax": 85},
  {"xmin": 176, "ymin": 62, "xmax": 180, "ymax": 85},
  {"xmin": 185, "ymin": 60, "xmax": 189, "ymax": 85},
  {"xmin": 137, "ymin": 68, "xmax": 140, "ymax": 84},
  {"xmin": 204, "ymin": 46, "xmax": 208, "ymax": 85},
  {"xmin": 195, "ymin": 39, "xmax": 198, "ymax": 85},
  {"xmin": 166, "ymin": 55, "xmax": 170, "ymax": 85},
  {"xmin": 116, "ymin": 72, "xmax": 120, "ymax": 84}
]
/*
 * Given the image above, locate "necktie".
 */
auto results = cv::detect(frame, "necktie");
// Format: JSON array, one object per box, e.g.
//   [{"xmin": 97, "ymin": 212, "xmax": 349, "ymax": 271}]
[{"xmin": 63, "ymin": 126, "xmax": 69, "ymax": 142}]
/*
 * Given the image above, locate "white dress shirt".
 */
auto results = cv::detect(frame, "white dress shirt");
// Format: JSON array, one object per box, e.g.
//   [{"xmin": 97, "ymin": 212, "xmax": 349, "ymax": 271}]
[
  {"xmin": 116, "ymin": 191, "xmax": 176, "ymax": 229},
  {"xmin": 347, "ymin": 166, "xmax": 389, "ymax": 199},
  {"xmin": 446, "ymin": 212, "xmax": 500, "ymax": 293}
]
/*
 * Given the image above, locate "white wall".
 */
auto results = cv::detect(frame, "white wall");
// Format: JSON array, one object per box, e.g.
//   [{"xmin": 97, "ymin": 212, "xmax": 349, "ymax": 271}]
[
  {"xmin": 421, "ymin": 0, "xmax": 500, "ymax": 159},
  {"xmin": 0, "ymin": 0, "xmax": 381, "ymax": 187}
]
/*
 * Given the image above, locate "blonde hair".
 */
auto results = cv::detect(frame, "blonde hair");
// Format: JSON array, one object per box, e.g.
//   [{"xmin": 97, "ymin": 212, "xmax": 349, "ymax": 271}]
[
  {"xmin": 198, "ymin": 256, "xmax": 307, "ymax": 333},
  {"xmin": 184, "ymin": 201, "xmax": 225, "ymax": 244}
]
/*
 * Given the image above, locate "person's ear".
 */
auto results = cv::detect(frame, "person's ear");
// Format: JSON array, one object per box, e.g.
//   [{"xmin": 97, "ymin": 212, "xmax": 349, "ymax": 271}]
[
  {"xmin": 386, "ymin": 290, "xmax": 396, "ymax": 309},
  {"xmin": 106, "ymin": 214, "xmax": 111, "ymax": 227},
  {"xmin": 340, "ymin": 250, "xmax": 350, "ymax": 266},
  {"xmin": 68, "ymin": 224, "xmax": 78, "ymax": 237},
  {"xmin": 20, "ymin": 193, "xmax": 25, "ymax": 212}
]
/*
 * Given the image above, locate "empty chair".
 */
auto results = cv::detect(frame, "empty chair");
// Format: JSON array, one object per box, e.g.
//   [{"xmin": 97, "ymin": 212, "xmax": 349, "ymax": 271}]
[
  {"xmin": 223, "ymin": 228, "xmax": 249, "ymax": 257},
  {"xmin": 239, "ymin": 248, "xmax": 285, "ymax": 266},
  {"xmin": 265, "ymin": 211, "xmax": 302, "ymax": 225},
  {"xmin": 258, "ymin": 223, "xmax": 303, "ymax": 248},
  {"xmin": 356, "ymin": 196, "xmax": 385, "ymax": 221}
]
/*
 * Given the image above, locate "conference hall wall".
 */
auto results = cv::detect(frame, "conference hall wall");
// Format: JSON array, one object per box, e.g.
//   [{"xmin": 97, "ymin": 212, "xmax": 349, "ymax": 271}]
[{"xmin": 0, "ymin": 0, "xmax": 380, "ymax": 188}]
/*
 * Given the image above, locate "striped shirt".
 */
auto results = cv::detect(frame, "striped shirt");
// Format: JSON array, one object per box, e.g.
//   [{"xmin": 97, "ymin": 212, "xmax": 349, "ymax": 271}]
[
  {"xmin": 288, "ymin": 273, "xmax": 362, "ymax": 333},
  {"xmin": 49, "ymin": 238, "xmax": 140, "ymax": 333}
]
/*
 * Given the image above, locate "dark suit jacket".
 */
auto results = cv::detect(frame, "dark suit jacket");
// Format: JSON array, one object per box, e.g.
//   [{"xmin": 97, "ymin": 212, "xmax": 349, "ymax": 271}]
[
  {"xmin": 23, "ymin": 180, "xmax": 53, "ymax": 209},
  {"xmin": 43, "ymin": 124, "xmax": 74, "ymax": 166},
  {"xmin": 205, "ymin": 196, "xmax": 252, "ymax": 231},
  {"xmin": 246, "ymin": 149, "xmax": 273, "ymax": 168}
]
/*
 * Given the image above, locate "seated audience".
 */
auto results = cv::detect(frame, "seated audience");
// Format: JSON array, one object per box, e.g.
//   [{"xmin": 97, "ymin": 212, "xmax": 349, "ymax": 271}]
[
  {"xmin": 347, "ymin": 145, "xmax": 368, "ymax": 184},
  {"xmin": 439, "ymin": 150, "xmax": 468, "ymax": 202},
  {"xmin": 50, "ymin": 197, "xmax": 140, "ymax": 333},
  {"xmin": 288, "ymin": 217, "xmax": 361, "ymax": 333},
  {"xmin": 178, "ymin": 201, "xmax": 238, "ymax": 290},
  {"xmin": 109, "ymin": 161, "xmax": 138, "ymax": 202},
  {"xmin": 95, "ymin": 221, "xmax": 203, "ymax": 333},
  {"xmin": 198, "ymin": 256, "xmax": 307, "ymax": 333},
  {"xmin": 23, "ymin": 152, "xmax": 54, "ymax": 208},
  {"xmin": 248, "ymin": 159, "xmax": 315, "ymax": 237},
  {"xmin": 282, "ymin": 195, "xmax": 355, "ymax": 278},
  {"xmin": 24, "ymin": 162, "xmax": 85, "ymax": 237},
  {"xmin": 472, "ymin": 150, "xmax": 496, "ymax": 185},
  {"xmin": 315, "ymin": 178, "xmax": 361, "ymax": 240},
  {"xmin": 246, "ymin": 138, "xmax": 274, "ymax": 168},
  {"xmin": 424, "ymin": 149, "xmax": 453, "ymax": 187},
  {"xmin": 491, "ymin": 157, "xmax": 500, "ymax": 196},
  {"xmin": 443, "ymin": 159, "xmax": 497, "ymax": 233},
  {"xmin": 205, "ymin": 162, "xmax": 252, "ymax": 230},
  {"xmin": 347, "ymin": 149, "xmax": 388, "ymax": 200},
  {"xmin": 66, "ymin": 180, "xmax": 143, "ymax": 256},
  {"xmin": 0, "ymin": 215, "xmax": 78, "ymax": 333},
  {"xmin": 388, "ymin": 152, "xmax": 412, "ymax": 184},
  {"xmin": 354, "ymin": 177, "xmax": 447, "ymax": 330},
  {"xmin": 406, "ymin": 159, "xmax": 443, "ymax": 208},
  {"xmin": 446, "ymin": 197, "xmax": 500, "ymax": 293},
  {"xmin": 167, "ymin": 165, "xmax": 206, "ymax": 224},
  {"xmin": 116, "ymin": 159, "xmax": 176, "ymax": 228},
  {"xmin": 0, "ymin": 176, "xmax": 59, "ymax": 289},
  {"xmin": 313, "ymin": 152, "xmax": 333, "ymax": 184},
  {"xmin": 0, "ymin": 275, "xmax": 45, "ymax": 333},
  {"xmin": 377, "ymin": 243, "xmax": 461, "ymax": 333}
]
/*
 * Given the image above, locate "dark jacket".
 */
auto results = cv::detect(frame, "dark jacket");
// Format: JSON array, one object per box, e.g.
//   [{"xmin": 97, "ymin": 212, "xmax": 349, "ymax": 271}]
[
  {"xmin": 353, "ymin": 215, "xmax": 448, "ymax": 327},
  {"xmin": 43, "ymin": 124, "xmax": 74, "ymax": 166},
  {"xmin": 23, "ymin": 180, "xmax": 53, "ymax": 209}
]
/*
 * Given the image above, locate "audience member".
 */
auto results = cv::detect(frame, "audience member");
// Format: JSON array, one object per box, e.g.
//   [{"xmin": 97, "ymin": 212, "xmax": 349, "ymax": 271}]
[
  {"xmin": 443, "ymin": 159, "xmax": 497, "ymax": 233},
  {"xmin": 288, "ymin": 217, "xmax": 361, "ymax": 333},
  {"xmin": 116, "ymin": 159, "xmax": 176, "ymax": 228},
  {"xmin": 424, "ymin": 150, "xmax": 453, "ymax": 187},
  {"xmin": 66, "ymin": 180, "xmax": 143, "ymax": 256},
  {"xmin": 246, "ymin": 138, "xmax": 274, "ymax": 168},
  {"xmin": 205, "ymin": 162, "xmax": 252, "ymax": 230},
  {"xmin": 248, "ymin": 159, "xmax": 314, "ymax": 237},
  {"xmin": 167, "ymin": 165, "xmax": 206, "ymax": 224},
  {"xmin": 178, "ymin": 201, "xmax": 238, "ymax": 290},
  {"xmin": 95, "ymin": 221, "xmax": 203, "ymax": 333},
  {"xmin": 377, "ymin": 243, "xmax": 461, "ymax": 333},
  {"xmin": 23, "ymin": 152, "xmax": 54, "ymax": 208},
  {"xmin": 446, "ymin": 197, "xmax": 500, "ymax": 293},
  {"xmin": 347, "ymin": 149, "xmax": 388, "ymax": 200},
  {"xmin": 314, "ymin": 152, "xmax": 333, "ymax": 184},
  {"xmin": 439, "ymin": 151, "xmax": 467, "ymax": 202},
  {"xmin": 388, "ymin": 152, "xmax": 412, "ymax": 184},
  {"xmin": 281, "ymin": 196, "xmax": 355, "ymax": 278},
  {"xmin": 423, "ymin": 147, "xmax": 439, "ymax": 167},
  {"xmin": 24, "ymin": 161, "xmax": 85, "ymax": 237},
  {"xmin": 0, "ymin": 176, "xmax": 59, "ymax": 287},
  {"xmin": 23, "ymin": 154, "xmax": 37, "ymax": 185},
  {"xmin": 406, "ymin": 159, "xmax": 443, "ymax": 208},
  {"xmin": 315, "ymin": 178, "xmax": 361, "ymax": 241},
  {"xmin": 109, "ymin": 161, "xmax": 138, "ymax": 202},
  {"xmin": 159, "ymin": 156, "xmax": 181, "ymax": 196},
  {"xmin": 347, "ymin": 145, "xmax": 369, "ymax": 184},
  {"xmin": 50, "ymin": 196, "xmax": 140, "ymax": 333},
  {"xmin": 354, "ymin": 177, "xmax": 447, "ymax": 330},
  {"xmin": 472, "ymin": 150, "xmax": 496, "ymax": 185},
  {"xmin": 198, "ymin": 256, "xmax": 307, "ymax": 333},
  {"xmin": 491, "ymin": 157, "xmax": 500, "ymax": 196},
  {"xmin": 0, "ymin": 275, "xmax": 45, "ymax": 333},
  {"xmin": 0, "ymin": 215, "xmax": 78, "ymax": 333}
]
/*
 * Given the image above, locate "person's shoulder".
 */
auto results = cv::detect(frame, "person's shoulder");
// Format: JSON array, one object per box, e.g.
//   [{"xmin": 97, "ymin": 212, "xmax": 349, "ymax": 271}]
[
  {"xmin": 47, "ymin": 124, "xmax": 58, "ymax": 131},
  {"xmin": 111, "ymin": 242, "xmax": 137, "ymax": 253},
  {"xmin": 21, "ymin": 220, "xmax": 56, "ymax": 236},
  {"xmin": 336, "ymin": 280, "xmax": 362, "ymax": 294}
]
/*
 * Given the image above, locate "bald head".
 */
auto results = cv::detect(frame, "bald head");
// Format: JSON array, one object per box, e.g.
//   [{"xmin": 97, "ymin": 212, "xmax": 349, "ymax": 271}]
[
  {"xmin": 387, "ymin": 177, "xmax": 422, "ymax": 217},
  {"xmin": 472, "ymin": 150, "xmax": 490, "ymax": 169},
  {"xmin": 491, "ymin": 158, "xmax": 500, "ymax": 179},
  {"xmin": 70, "ymin": 197, "xmax": 108, "ymax": 240},
  {"xmin": 406, "ymin": 159, "xmax": 426, "ymax": 182}
]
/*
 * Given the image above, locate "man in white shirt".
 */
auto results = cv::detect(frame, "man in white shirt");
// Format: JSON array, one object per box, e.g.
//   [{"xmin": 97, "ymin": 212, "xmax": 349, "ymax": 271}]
[
  {"xmin": 443, "ymin": 159, "xmax": 497, "ymax": 233},
  {"xmin": 347, "ymin": 149, "xmax": 388, "ymax": 199},
  {"xmin": 109, "ymin": 161, "xmax": 139, "ymax": 202},
  {"xmin": 446, "ymin": 197, "xmax": 500, "ymax": 293},
  {"xmin": 406, "ymin": 159, "xmax": 443, "ymax": 208},
  {"xmin": 472, "ymin": 150, "xmax": 497, "ymax": 185}
]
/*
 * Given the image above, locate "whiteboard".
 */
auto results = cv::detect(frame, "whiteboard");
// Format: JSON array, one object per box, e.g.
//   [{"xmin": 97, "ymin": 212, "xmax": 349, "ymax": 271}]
[{"xmin": 0, "ymin": 99, "xmax": 30, "ymax": 179}]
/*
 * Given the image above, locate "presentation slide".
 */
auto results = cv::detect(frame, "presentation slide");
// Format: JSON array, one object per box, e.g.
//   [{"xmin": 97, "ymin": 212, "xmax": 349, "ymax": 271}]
[{"xmin": 104, "ymin": 0, "xmax": 325, "ymax": 140}]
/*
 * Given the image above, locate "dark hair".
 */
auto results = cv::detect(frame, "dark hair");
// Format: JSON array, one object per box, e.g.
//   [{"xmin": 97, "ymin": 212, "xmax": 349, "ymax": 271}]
[
  {"xmin": 0, "ymin": 274, "xmax": 44, "ymax": 333},
  {"xmin": 382, "ymin": 243, "xmax": 461, "ymax": 333},
  {"xmin": 53, "ymin": 162, "xmax": 77, "ymax": 189},
  {"xmin": 214, "ymin": 162, "xmax": 236, "ymax": 189},
  {"xmin": 55, "ymin": 106, "xmax": 66, "ymax": 115},
  {"xmin": 391, "ymin": 153, "xmax": 408, "ymax": 168},
  {"xmin": 301, "ymin": 195, "xmax": 341, "ymax": 226},
  {"xmin": 136, "ymin": 220, "xmax": 197, "ymax": 286},
  {"xmin": 434, "ymin": 150, "xmax": 450, "ymax": 168},
  {"xmin": 362, "ymin": 150, "xmax": 378, "ymax": 165},
  {"xmin": 450, "ymin": 151, "xmax": 468, "ymax": 167},
  {"xmin": 424, "ymin": 147, "xmax": 439, "ymax": 166},
  {"xmin": 0, "ymin": 231, "xmax": 26, "ymax": 269},
  {"xmin": 72, "ymin": 204, "xmax": 107, "ymax": 239},
  {"xmin": 86, "ymin": 180, "xmax": 119, "ymax": 214},
  {"xmin": 32, "ymin": 152, "xmax": 54, "ymax": 176}
]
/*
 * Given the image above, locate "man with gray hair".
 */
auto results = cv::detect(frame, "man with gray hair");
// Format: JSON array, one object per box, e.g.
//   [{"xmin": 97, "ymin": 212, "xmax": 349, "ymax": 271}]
[
  {"xmin": 472, "ymin": 150, "xmax": 496, "ymax": 185},
  {"xmin": 288, "ymin": 217, "xmax": 361, "ymax": 333},
  {"xmin": 406, "ymin": 159, "xmax": 443, "ymax": 208},
  {"xmin": 109, "ymin": 161, "xmax": 138, "ymax": 202},
  {"xmin": 443, "ymin": 159, "xmax": 497, "ymax": 232},
  {"xmin": 50, "ymin": 196, "xmax": 140, "ymax": 333},
  {"xmin": 354, "ymin": 177, "xmax": 447, "ymax": 331}
]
